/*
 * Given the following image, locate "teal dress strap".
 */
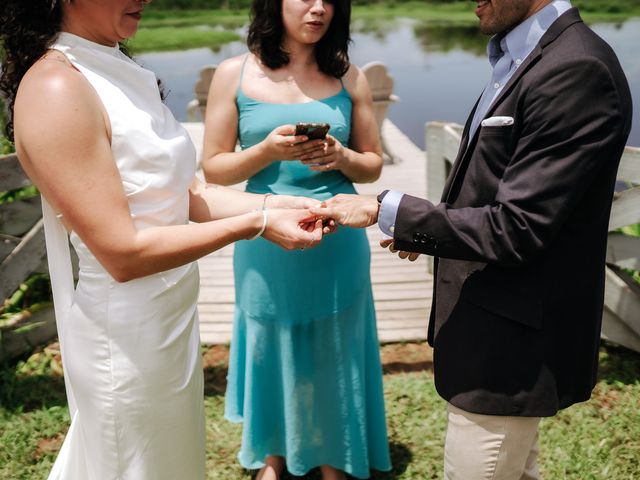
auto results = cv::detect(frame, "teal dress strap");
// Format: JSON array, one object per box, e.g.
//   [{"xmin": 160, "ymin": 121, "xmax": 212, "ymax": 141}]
[{"xmin": 237, "ymin": 53, "xmax": 251, "ymax": 94}]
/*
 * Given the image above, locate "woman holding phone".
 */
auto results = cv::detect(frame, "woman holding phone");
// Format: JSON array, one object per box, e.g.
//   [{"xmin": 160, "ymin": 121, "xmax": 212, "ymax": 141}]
[{"xmin": 202, "ymin": 0, "xmax": 390, "ymax": 478}]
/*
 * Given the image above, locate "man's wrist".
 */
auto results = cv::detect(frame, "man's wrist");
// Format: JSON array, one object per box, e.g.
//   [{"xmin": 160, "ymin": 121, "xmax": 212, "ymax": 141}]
[{"xmin": 378, "ymin": 189, "xmax": 403, "ymax": 237}]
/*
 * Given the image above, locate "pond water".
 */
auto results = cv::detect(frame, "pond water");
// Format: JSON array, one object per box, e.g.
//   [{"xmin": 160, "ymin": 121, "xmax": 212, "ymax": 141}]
[{"xmin": 138, "ymin": 18, "xmax": 640, "ymax": 149}]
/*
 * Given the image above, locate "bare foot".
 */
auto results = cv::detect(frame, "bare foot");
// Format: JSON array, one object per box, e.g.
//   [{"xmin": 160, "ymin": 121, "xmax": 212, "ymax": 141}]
[
  {"xmin": 320, "ymin": 465, "xmax": 346, "ymax": 480},
  {"xmin": 256, "ymin": 456, "xmax": 284, "ymax": 480}
]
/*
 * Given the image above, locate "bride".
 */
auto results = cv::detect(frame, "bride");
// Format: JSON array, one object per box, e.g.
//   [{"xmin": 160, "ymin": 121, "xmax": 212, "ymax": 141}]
[{"xmin": 0, "ymin": 0, "xmax": 325, "ymax": 478}]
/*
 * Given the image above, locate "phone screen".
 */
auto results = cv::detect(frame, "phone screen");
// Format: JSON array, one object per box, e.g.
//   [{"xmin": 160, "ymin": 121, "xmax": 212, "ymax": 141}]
[{"xmin": 295, "ymin": 122, "xmax": 330, "ymax": 140}]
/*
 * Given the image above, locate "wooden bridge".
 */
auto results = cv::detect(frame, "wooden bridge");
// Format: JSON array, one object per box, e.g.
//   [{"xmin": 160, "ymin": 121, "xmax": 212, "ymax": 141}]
[{"xmin": 184, "ymin": 119, "xmax": 432, "ymax": 344}]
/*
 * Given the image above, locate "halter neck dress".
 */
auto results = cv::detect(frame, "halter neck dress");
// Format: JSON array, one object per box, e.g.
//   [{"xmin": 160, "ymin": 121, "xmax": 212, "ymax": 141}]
[
  {"xmin": 224, "ymin": 56, "xmax": 391, "ymax": 478},
  {"xmin": 43, "ymin": 32, "xmax": 205, "ymax": 479}
]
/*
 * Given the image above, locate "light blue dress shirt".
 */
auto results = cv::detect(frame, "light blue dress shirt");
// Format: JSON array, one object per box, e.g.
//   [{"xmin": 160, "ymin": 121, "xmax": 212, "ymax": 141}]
[{"xmin": 378, "ymin": 0, "xmax": 573, "ymax": 238}]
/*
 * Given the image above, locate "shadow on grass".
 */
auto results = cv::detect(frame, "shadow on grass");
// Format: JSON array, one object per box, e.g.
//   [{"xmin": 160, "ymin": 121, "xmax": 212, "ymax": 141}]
[
  {"xmin": 0, "ymin": 365, "xmax": 67, "ymax": 412},
  {"xmin": 383, "ymin": 359, "xmax": 433, "ymax": 375},
  {"xmin": 203, "ymin": 363, "xmax": 228, "ymax": 397},
  {"xmin": 254, "ymin": 441, "xmax": 412, "ymax": 479},
  {"xmin": 597, "ymin": 341, "xmax": 640, "ymax": 385}
]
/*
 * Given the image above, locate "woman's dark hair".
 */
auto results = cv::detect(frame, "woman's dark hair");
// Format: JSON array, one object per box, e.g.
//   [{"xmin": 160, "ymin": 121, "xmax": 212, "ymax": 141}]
[
  {"xmin": 0, "ymin": 0, "xmax": 160, "ymax": 141},
  {"xmin": 247, "ymin": 0, "xmax": 351, "ymax": 78}
]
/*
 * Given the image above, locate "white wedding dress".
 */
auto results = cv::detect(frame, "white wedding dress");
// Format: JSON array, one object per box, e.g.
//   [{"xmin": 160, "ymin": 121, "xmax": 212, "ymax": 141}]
[{"xmin": 43, "ymin": 32, "xmax": 205, "ymax": 479}]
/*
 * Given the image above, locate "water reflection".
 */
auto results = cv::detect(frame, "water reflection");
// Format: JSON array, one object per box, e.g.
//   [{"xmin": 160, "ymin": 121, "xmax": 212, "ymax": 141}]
[
  {"xmin": 413, "ymin": 23, "xmax": 487, "ymax": 56},
  {"xmin": 138, "ymin": 18, "xmax": 640, "ymax": 148}
]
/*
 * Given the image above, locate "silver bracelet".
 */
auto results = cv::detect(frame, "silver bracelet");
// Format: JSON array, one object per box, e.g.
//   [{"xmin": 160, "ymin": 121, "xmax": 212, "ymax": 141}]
[
  {"xmin": 262, "ymin": 192, "xmax": 273, "ymax": 210},
  {"xmin": 249, "ymin": 209, "xmax": 268, "ymax": 240}
]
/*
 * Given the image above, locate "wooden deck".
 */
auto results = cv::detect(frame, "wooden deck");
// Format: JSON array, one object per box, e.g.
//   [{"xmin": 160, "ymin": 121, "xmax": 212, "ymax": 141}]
[{"xmin": 184, "ymin": 120, "xmax": 433, "ymax": 345}]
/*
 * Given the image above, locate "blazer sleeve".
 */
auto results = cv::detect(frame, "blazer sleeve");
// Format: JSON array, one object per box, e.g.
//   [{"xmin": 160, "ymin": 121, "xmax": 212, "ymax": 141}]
[{"xmin": 392, "ymin": 57, "xmax": 628, "ymax": 265}]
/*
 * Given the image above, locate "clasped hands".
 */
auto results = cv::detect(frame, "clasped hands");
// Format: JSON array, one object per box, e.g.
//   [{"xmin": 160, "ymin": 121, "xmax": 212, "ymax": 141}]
[
  {"xmin": 269, "ymin": 193, "xmax": 420, "ymax": 261},
  {"xmin": 264, "ymin": 125, "xmax": 348, "ymax": 172}
]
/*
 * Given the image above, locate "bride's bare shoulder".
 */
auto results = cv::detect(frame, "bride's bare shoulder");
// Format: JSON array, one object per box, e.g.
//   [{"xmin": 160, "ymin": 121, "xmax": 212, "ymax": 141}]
[{"xmin": 16, "ymin": 50, "xmax": 96, "ymax": 112}]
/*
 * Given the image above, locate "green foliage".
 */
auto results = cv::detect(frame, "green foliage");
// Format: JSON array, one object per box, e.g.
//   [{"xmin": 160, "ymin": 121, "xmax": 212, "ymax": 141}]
[
  {"xmin": 0, "ymin": 274, "xmax": 52, "ymax": 329},
  {"xmin": 0, "ymin": 185, "xmax": 39, "ymax": 205},
  {"xmin": 621, "ymin": 224, "xmax": 640, "ymax": 237},
  {"xmin": 128, "ymin": 27, "xmax": 241, "ymax": 53},
  {"xmin": 619, "ymin": 224, "xmax": 640, "ymax": 284},
  {"xmin": 0, "ymin": 97, "xmax": 15, "ymax": 155},
  {"xmin": 140, "ymin": 10, "xmax": 248, "ymax": 29},
  {"xmin": 143, "ymin": 0, "xmax": 640, "ymax": 15},
  {"xmin": 147, "ymin": 0, "xmax": 251, "ymax": 10}
]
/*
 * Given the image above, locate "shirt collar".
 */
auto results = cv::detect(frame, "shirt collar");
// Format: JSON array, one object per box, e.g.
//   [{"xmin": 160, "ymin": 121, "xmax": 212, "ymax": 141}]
[{"xmin": 487, "ymin": 0, "xmax": 573, "ymax": 66}]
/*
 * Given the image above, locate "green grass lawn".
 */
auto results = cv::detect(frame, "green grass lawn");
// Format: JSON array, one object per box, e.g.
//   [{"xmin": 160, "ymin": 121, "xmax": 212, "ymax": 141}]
[{"xmin": 1, "ymin": 341, "xmax": 639, "ymax": 479}]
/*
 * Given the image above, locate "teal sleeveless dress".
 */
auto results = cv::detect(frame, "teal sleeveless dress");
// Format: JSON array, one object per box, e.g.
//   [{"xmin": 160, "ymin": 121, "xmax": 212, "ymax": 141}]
[{"xmin": 224, "ymin": 60, "xmax": 391, "ymax": 478}]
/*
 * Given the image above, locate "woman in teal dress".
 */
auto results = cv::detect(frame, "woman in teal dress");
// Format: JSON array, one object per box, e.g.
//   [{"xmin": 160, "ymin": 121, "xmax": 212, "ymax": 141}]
[{"xmin": 202, "ymin": 0, "xmax": 391, "ymax": 478}]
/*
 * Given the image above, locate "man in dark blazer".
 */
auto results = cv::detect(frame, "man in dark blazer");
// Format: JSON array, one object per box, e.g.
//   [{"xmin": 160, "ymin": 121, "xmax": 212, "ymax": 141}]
[{"xmin": 311, "ymin": 0, "xmax": 632, "ymax": 477}]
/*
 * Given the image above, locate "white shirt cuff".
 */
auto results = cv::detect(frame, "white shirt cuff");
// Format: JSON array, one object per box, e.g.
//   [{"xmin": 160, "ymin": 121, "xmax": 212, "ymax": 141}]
[{"xmin": 378, "ymin": 190, "xmax": 404, "ymax": 237}]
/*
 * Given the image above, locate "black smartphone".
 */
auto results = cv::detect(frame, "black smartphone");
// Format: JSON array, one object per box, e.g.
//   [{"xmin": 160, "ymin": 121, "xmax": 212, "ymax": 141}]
[{"xmin": 295, "ymin": 122, "xmax": 330, "ymax": 140}]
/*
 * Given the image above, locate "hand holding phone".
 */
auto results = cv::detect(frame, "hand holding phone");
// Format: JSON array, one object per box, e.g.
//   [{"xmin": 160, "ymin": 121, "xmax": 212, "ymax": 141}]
[{"xmin": 295, "ymin": 122, "xmax": 330, "ymax": 140}]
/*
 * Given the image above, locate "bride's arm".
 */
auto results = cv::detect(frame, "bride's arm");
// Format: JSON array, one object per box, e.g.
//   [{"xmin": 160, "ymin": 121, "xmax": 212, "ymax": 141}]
[
  {"xmin": 14, "ymin": 56, "xmax": 319, "ymax": 283},
  {"xmin": 188, "ymin": 179, "xmax": 321, "ymax": 222}
]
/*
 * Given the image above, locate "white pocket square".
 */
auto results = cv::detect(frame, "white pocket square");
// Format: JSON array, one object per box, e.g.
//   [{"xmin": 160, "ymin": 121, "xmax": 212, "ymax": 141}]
[{"xmin": 481, "ymin": 116, "xmax": 514, "ymax": 127}]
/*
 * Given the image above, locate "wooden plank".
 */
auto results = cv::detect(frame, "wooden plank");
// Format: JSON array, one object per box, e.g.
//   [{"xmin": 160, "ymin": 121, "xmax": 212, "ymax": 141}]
[
  {"xmin": 370, "ymin": 272, "xmax": 431, "ymax": 283},
  {"xmin": 378, "ymin": 328, "xmax": 428, "ymax": 343},
  {"xmin": 376, "ymin": 318, "xmax": 428, "ymax": 329},
  {"xmin": 608, "ymin": 186, "xmax": 640, "ymax": 231},
  {"xmin": 199, "ymin": 323, "xmax": 234, "ymax": 333},
  {"xmin": 372, "ymin": 281, "xmax": 431, "ymax": 292},
  {"xmin": 601, "ymin": 308, "xmax": 640, "ymax": 352},
  {"xmin": 197, "ymin": 303, "xmax": 236, "ymax": 313},
  {"xmin": 374, "ymin": 299, "xmax": 432, "ymax": 310},
  {"xmin": 0, "ymin": 154, "xmax": 31, "ymax": 192},
  {"xmin": 196, "ymin": 312, "xmax": 234, "ymax": 323},
  {"xmin": 0, "ymin": 220, "xmax": 47, "ymax": 301},
  {"xmin": 0, "ymin": 196, "xmax": 42, "ymax": 236},
  {"xmin": 0, "ymin": 234, "xmax": 21, "ymax": 263},
  {"xmin": 603, "ymin": 266, "xmax": 640, "ymax": 339},
  {"xmin": 0, "ymin": 306, "xmax": 57, "ymax": 362},
  {"xmin": 201, "ymin": 332, "xmax": 232, "ymax": 344},
  {"xmin": 426, "ymin": 121, "xmax": 458, "ymax": 203},
  {"xmin": 606, "ymin": 234, "xmax": 640, "ymax": 270},
  {"xmin": 618, "ymin": 147, "xmax": 640, "ymax": 184},
  {"xmin": 376, "ymin": 309, "xmax": 430, "ymax": 321}
]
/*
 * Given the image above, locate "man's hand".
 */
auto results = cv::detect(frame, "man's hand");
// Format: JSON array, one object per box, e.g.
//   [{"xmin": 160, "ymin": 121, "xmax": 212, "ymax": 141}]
[
  {"xmin": 309, "ymin": 194, "xmax": 379, "ymax": 229},
  {"xmin": 380, "ymin": 237, "xmax": 421, "ymax": 262},
  {"xmin": 262, "ymin": 208, "xmax": 323, "ymax": 250}
]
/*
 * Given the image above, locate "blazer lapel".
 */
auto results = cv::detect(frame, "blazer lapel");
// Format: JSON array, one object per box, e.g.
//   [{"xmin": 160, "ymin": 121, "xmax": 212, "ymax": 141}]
[
  {"xmin": 441, "ymin": 8, "xmax": 584, "ymax": 204},
  {"xmin": 440, "ymin": 95, "xmax": 481, "ymax": 202}
]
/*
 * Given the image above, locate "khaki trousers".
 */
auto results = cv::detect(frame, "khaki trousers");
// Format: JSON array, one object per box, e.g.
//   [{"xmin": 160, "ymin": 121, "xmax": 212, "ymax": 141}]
[{"xmin": 444, "ymin": 403, "xmax": 542, "ymax": 480}]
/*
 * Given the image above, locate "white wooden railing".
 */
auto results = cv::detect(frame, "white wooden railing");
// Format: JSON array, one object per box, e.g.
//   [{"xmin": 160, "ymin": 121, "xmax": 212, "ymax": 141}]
[
  {"xmin": 0, "ymin": 154, "xmax": 56, "ymax": 360},
  {"xmin": 425, "ymin": 121, "xmax": 640, "ymax": 353}
]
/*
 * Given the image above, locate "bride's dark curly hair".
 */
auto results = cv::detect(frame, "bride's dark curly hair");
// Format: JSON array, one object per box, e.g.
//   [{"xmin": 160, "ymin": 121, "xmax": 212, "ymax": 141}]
[{"xmin": 0, "ymin": 0, "xmax": 154, "ymax": 141}]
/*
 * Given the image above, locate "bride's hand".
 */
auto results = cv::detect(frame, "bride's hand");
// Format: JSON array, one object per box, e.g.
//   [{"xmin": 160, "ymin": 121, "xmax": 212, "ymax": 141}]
[
  {"xmin": 262, "ymin": 208, "xmax": 323, "ymax": 250},
  {"xmin": 266, "ymin": 194, "xmax": 321, "ymax": 210}
]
